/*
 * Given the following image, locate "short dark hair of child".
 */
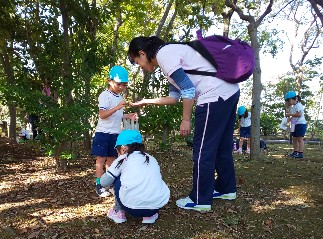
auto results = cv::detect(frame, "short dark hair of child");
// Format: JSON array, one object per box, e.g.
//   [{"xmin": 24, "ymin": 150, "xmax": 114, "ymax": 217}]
[
  {"xmin": 238, "ymin": 109, "xmax": 248, "ymax": 119},
  {"xmin": 115, "ymin": 143, "xmax": 149, "ymax": 168},
  {"xmin": 285, "ymin": 96, "xmax": 297, "ymax": 102}
]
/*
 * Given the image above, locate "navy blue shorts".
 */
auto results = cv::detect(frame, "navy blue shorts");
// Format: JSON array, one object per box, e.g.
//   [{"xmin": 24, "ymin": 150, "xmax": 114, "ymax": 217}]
[
  {"xmin": 91, "ymin": 132, "xmax": 118, "ymax": 157},
  {"xmin": 292, "ymin": 124, "xmax": 307, "ymax": 137},
  {"xmin": 240, "ymin": 126, "xmax": 251, "ymax": 138}
]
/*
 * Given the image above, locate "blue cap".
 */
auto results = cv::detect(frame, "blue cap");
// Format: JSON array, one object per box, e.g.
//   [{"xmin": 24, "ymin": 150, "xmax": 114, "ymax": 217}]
[
  {"xmin": 284, "ymin": 91, "xmax": 296, "ymax": 100},
  {"xmin": 115, "ymin": 130, "xmax": 143, "ymax": 147},
  {"xmin": 237, "ymin": 106, "xmax": 246, "ymax": 116},
  {"xmin": 109, "ymin": 66, "xmax": 129, "ymax": 83}
]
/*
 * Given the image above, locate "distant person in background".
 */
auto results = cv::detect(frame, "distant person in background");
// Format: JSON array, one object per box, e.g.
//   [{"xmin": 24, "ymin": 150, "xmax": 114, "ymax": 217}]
[
  {"xmin": 28, "ymin": 113, "xmax": 39, "ymax": 140},
  {"xmin": 285, "ymin": 91, "xmax": 307, "ymax": 159},
  {"xmin": 27, "ymin": 78, "xmax": 57, "ymax": 140},
  {"xmin": 42, "ymin": 78, "xmax": 57, "ymax": 100},
  {"xmin": 18, "ymin": 123, "xmax": 30, "ymax": 142},
  {"xmin": 237, "ymin": 106, "xmax": 251, "ymax": 154}
]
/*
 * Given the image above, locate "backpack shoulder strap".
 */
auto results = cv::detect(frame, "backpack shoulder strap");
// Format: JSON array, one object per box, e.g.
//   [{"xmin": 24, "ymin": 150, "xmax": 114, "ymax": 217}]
[{"xmin": 163, "ymin": 41, "xmax": 218, "ymax": 76}]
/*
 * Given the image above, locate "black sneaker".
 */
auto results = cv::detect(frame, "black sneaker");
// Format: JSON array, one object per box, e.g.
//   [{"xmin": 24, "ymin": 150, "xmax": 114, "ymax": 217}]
[
  {"xmin": 95, "ymin": 184, "xmax": 110, "ymax": 197},
  {"xmin": 293, "ymin": 153, "xmax": 304, "ymax": 159},
  {"xmin": 289, "ymin": 152, "xmax": 297, "ymax": 157}
]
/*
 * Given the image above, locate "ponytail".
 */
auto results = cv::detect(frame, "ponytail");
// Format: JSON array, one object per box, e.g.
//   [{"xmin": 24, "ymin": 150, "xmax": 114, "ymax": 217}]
[{"xmin": 115, "ymin": 143, "xmax": 149, "ymax": 168}]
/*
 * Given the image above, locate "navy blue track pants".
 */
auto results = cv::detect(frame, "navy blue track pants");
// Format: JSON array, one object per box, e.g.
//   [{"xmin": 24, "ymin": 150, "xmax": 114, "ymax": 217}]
[{"xmin": 189, "ymin": 91, "xmax": 240, "ymax": 205}]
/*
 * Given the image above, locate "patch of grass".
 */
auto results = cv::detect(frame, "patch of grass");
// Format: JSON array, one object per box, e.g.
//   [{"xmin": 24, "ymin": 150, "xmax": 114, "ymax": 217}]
[{"xmin": 0, "ymin": 140, "xmax": 322, "ymax": 239}]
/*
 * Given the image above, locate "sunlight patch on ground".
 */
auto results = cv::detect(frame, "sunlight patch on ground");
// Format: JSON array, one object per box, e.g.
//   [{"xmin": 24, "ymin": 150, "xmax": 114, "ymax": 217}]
[
  {"xmin": 251, "ymin": 186, "xmax": 314, "ymax": 213},
  {"xmin": 270, "ymin": 154, "xmax": 286, "ymax": 159},
  {"xmin": 0, "ymin": 198, "xmax": 47, "ymax": 213},
  {"xmin": 0, "ymin": 172, "xmax": 72, "ymax": 194},
  {"xmin": 30, "ymin": 200, "xmax": 115, "ymax": 224}
]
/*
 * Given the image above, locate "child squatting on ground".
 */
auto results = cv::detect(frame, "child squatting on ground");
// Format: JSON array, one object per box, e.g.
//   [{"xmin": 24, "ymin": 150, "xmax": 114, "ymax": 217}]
[
  {"xmin": 91, "ymin": 66, "xmax": 138, "ymax": 197},
  {"xmin": 237, "ymin": 106, "xmax": 251, "ymax": 154},
  {"xmin": 100, "ymin": 130, "xmax": 170, "ymax": 224},
  {"xmin": 284, "ymin": 91, "xmax": 307, "ymax": 159}
]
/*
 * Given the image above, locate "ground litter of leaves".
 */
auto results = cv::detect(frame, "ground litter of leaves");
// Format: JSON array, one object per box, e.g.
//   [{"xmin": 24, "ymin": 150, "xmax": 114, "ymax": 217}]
[{"xmin": 0, "ymin": 137, "xmax": 322, "ymax": 239}]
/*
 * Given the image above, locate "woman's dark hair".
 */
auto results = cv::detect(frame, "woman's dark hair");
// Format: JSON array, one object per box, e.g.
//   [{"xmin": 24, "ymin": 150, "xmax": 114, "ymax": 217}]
[
  {"xmin": 238, "ymin": 109, "xmax": 249, "ymax": 119},
  {"xmin": 127, "ymin": 36, "xmax": 165, "ymax": 64},
  {"xmin": 115, "ymin": 143, "xmax": 149, "ymax": 168}
]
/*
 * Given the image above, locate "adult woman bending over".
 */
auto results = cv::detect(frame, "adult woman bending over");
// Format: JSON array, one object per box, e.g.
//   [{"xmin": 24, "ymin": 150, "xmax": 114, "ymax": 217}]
[{"xmin": 128, "ymin": 36, "xmax": 239, "ymax": 211}]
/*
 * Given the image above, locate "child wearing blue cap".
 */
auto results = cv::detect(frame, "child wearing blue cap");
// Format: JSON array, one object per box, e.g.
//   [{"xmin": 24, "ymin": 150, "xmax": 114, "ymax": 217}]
[
  {"xmin": 237, "ymin": 106, "xmax": 251, "ymax": 154},
  {"xmin": 100, "ymin": 130, "xmax": 170, "ymax": 224},
  {"xmin": 92, "ymin": 66, "xmax": 138, "ymax": 197},
  {"xmin": 284, "ymin": 91, "xmax": 307, "ymax": 158}
]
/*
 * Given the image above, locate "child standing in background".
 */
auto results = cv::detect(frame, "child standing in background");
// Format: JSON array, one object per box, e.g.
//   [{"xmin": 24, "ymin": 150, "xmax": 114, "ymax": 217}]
[
  {"xmin": 18, "ymin": 123, "xmax": 30, "ymax": 142},
  {"xmin": 285, "ymin": 91, "xmax": 307, "ymax": 159},
  {"xmin": 237, "ymin": 106, "xmax": 251, "ymax": 154},
  {"xmin": 100, "ymin": 130, "xmax": 170, "ymax": 224},
  {"xmin": 92, "ymin": 66, "xmax": 137, "ymax": 197}
]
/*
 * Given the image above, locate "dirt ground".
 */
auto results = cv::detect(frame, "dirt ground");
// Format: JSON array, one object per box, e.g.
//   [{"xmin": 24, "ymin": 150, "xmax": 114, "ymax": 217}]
[{"xmin": 0, "ymin": 137, "xmax": 322, "ymax": 239}]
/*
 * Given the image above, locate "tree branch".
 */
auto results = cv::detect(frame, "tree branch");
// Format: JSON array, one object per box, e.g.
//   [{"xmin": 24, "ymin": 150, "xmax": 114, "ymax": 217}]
[{"xmin": 307, "ymin": 0, "xmax": 323, "ymax": 26}]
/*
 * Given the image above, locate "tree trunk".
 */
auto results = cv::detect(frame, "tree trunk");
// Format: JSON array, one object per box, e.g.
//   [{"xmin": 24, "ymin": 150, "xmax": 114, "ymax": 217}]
[
  {"xmin": 0, "ymin": 48, "xmax": 17, "ymax": 141},
  {"xmin": 162, "ymin": 124, "xmax": 169, "ymax": 144},
  {"xmin": 225, "ymin": 0, "xmax": 274, "ymax": 160},
  {"xmin": 82, "ymin": 0, "xmax": 97, "ymax": 150},
  {"xmin": 57, "ymin": 0, "xmax": 74, "ymax": 168},
  {"xmin": 54, "ymin": 141, "xmax": 68, "ymax": 171},
  {"xmin": 156, "ymin": 0, "xmax": 174, "ymax": 37},
  {"xmin": 248, "ymin": 24, "xmax": 262, "ymax": 160},
  {"xmin": 8, "ymin": 104, "xmax": 16, "ymax": 141}
]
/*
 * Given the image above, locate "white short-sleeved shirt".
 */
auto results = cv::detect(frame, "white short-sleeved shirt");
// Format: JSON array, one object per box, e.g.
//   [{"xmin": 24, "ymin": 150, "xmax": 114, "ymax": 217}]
[
  {"xmin": 94, "ymin": 89, "xmax": 124, "ymax": 134},
  {"xmin": 291, "ymin": 102, "xmax": 306, "ymax": 124},
  {"xmin": 156, "ymin": 44, "xmax": 240, "ymax": 105},
  {"xmin": 240, "ymin": 112, "xmax": 251, "ymax": 127},
  {"xmin": 108, "ymin": 151, "xmax": 170, "ymax": 209}
]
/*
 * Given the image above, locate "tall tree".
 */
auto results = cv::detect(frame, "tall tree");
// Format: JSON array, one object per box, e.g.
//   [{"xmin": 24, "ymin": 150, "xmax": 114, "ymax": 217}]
[
  {"xmin": 286, "ymin": 0, "xmax": 322, "ymax": 93},
  {"xmin": 225, "ymin": 0, "xmax": 274, "ymax": 160},
  {"xmin": 0, "ymin": 1, "xmax": 25, "ymax": 140}
]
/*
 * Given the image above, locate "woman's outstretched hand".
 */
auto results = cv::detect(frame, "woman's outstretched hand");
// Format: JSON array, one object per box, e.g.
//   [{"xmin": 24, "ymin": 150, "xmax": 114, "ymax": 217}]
[{"xmin": 130, "ymin": 100, "xmax": 147, "ymax": 107}]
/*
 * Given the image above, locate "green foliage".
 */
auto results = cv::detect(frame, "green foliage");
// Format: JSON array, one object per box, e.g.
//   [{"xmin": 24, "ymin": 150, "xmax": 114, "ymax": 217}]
[
  {"xmin": 1, "ymin": 0, "xmax": 321, "ymax": 158},
  {"xmin": 260, "ymin": 112, "xmax": 278, "ymax": 136},
  {"xmin": 259, "ymin": 28, "xmax": 284, "ymax": 57}
]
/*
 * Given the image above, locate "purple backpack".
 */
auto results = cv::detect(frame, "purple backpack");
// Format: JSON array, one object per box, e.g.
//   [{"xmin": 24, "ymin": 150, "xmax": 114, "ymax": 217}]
[{"xmin": 183, "ymin": 34, "xmax": 255, "ymax": 83}]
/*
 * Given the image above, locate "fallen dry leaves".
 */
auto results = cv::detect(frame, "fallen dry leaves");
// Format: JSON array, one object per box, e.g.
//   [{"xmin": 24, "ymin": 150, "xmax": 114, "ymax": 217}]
[{"xmin": 1, "ymin": 137, "xmax": 323, "ymax": 239}]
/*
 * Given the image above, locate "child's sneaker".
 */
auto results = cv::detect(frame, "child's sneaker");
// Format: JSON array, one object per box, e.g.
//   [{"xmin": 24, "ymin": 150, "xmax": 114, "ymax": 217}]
[
  {"xmin": 238, "ymin": 148, "xmax": 243, "ymax": 154},
  {"xmin": 293, "ymin": 152, "xmax": 304, "ymax": 159},
  {"xmin": 246, "ymin": 148, "xmax": 250, "ymax": 154},
  {"xmin": 107, "ymin": 208, "xmax": 127, "ymax": 223},
  {"xmin": 288, "ymin": 151, "xmax": 297, "ymax": 157},
  {"xmin": 176, "ymin": 197, "xmax": 211, "ymax": 211},
  {"xmin": 142, "ymin": 213, "xmax": 158, "ymax": 224},
  {"xmin": 213, "ymin": 191, "xmax": 237, "ymax": 200},
  {"xmin": 95, "ymin": 184, "xmax": 110, "ymax": 197}
]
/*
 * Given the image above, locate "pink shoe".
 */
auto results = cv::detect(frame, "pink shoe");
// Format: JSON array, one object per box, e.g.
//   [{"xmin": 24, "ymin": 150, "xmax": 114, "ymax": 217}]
[
  {"xmin": 107, "ymin": 208, "xmax": 127, "ymax": 223},
  {"xmin": 142, "ymin": 213, "xmax": 158, "ymax": 224}
]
